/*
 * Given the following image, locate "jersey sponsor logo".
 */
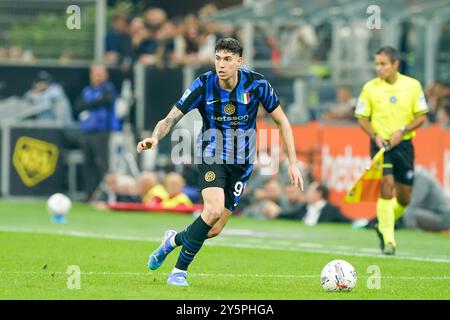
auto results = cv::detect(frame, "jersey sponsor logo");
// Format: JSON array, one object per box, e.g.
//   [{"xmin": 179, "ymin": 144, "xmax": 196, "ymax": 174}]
[
  {"xmin": 180, "ymin": 89, "xmax": 191, "ymax": 102},
  {"xmin": 389, "ymin": 96, "xmax": 397, "ymax": 103},
  {"xmin": 206, "ymin": 99, "xmax": 219, "ymax": 105},
  {"xmin": 230, "ymin": 120, "xmax": 246, "ymax": 126},
  {"xmin": 211, "ymin": 114, "xmax": 249, "ymax": 122},
  {"xmin": 224, "ymin": 103, "xmax": 236, "ymax": 115},
  {"xmin": 204, "ymin": 171, "xmax": 216, "ymax": 182}
]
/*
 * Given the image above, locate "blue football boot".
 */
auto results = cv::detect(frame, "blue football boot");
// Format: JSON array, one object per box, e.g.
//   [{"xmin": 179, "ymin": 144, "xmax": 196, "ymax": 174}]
[{"xmin": 148, "ymin": 230, "xmax": 177, "ymax": 270}]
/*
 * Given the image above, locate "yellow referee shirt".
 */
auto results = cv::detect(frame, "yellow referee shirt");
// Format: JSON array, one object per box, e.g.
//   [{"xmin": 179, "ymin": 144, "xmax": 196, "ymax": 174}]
[{"xmin": 355, "ymin": 73, "xmax": 428, "ymax": 140}]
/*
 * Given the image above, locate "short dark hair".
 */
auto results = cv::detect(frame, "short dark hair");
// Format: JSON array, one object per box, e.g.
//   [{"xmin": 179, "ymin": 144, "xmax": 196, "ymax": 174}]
[
  {"xmin": 376, "ymin": 46, "xmax": 401, "ymax": 63},
  {"xmin": 215, "ymin": 38, "xmax": 243, "ymax": 57},
  {"xmin": 316, "ymin": 184, "xmax": 329, "ymax": 201}
]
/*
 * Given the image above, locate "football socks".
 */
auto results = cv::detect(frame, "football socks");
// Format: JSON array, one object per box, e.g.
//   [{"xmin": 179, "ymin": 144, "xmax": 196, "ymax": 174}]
[
  {"xmin": 377, "ymin": 198, "xmax": 396, "ymax": 246},
  {"xmin": 175, "ymin": 216, "xmax": 212, "ymax": 271}
]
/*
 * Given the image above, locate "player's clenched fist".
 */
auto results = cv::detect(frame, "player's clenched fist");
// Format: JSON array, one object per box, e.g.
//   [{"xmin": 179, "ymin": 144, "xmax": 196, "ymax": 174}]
[{"xmin": 137, "ymin": 137, "xmax": 158, "ymax": 153}]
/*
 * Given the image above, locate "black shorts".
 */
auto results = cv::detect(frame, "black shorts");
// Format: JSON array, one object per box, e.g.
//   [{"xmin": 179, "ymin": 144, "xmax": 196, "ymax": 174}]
[
  {"xmin": 198, "ymin": 162, "xmax": 254, "ymax": 212},
  {"xmin": 370, "ymin": 139, "xmax": 415, "ymax": 185}
]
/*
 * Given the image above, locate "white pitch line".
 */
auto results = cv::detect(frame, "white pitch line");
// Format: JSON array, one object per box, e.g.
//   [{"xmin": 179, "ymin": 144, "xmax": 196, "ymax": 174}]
[
  {"xmin": 0, "ymin": 226, "xmax": 161, "ymax": 242},
  {"xmin": 0, "ymin": 226, "xmax": 449, "ymax": 264},
  {"xmin": 208, "ymin": 241, "xmax": 450, "ymax": 264},
  {"xmin": 1, "ymin": 271, "xmax": 449, "ymax": 281}
]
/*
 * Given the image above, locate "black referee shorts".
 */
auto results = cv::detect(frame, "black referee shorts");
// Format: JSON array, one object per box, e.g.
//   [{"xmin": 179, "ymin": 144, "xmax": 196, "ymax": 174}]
[
  {"xmin": 370, "ymin": 139, "xmax": 415, "ymax": 186},
  {"xmin": 198, "ymin": 162, "xmax": 254, "ymax": 212}
]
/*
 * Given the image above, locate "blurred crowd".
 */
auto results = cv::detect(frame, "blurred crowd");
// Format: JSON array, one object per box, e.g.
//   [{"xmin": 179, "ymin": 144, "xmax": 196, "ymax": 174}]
[
  {"xmin": 2, "ymin": 2, "xmax": 450, "ymax": 127},
  {"xmin": 103, "ymin": 4, "xmax": 235, "ymax": 72},
  {"xmin": 101, "ymin": 4, "xmax": 335, "ymax": 72},
  {"xmin": 425, "ymin": 82, "xmax": 450, "ymax": 129},
  {"xmin": 91, "ymin": 170, "xmax": 195, "ymax": 210}
]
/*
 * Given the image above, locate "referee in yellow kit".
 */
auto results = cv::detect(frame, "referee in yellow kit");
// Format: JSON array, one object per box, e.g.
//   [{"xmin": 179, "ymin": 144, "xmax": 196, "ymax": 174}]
[{"xmin": 355, "ymin": 47, "xmax": 428, "ymax": 255}]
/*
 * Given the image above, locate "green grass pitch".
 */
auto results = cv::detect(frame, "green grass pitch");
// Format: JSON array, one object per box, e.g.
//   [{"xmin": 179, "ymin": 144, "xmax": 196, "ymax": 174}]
[{"xmin": 0, "ymin": 199, "xmax": 449, "ymax": 300}]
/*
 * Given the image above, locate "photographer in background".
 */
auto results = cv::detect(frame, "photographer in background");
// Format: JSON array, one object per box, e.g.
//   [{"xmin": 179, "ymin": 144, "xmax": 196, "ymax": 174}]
[
  {"xmin": 24, "ymin": 70, "xmax": 74, "ymax": 127},
  {"xmin": 268, "ymin": 182, "xmax": 350, "ymax": 225},
  {"xmin": 403, "ymin": 168, "xmax": 450, "ymax": 232}
]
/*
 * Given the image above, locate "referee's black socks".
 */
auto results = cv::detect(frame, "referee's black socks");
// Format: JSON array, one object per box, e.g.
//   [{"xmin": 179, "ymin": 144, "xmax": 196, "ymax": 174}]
[{"xmin": 175, "ymin": 216, "xmax": 212, "ymax": 271}]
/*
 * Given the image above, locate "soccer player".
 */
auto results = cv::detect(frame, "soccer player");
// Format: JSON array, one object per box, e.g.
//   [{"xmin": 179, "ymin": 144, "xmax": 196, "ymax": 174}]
[
  {"xmin": 355, "ymin": 47, "xmax": 428, "ymax": 255},
  {"xmin": 136, "ymin": 38, "xmax": 304, "ymax": 286}
]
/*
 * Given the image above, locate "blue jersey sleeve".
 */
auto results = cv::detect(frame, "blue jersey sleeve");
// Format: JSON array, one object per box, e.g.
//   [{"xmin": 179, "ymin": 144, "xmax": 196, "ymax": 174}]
[
  {"xmin": 175, "ymin": 77, "xmax": 203, "ymax": 114},
  {"xmin": 258, "ymin": 79, "xmax": 280, "ymax": 113}
]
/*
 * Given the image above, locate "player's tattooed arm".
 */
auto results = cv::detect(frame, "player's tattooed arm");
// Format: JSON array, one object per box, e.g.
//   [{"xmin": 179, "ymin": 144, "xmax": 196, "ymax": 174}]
[
  {"xmin": 137, "ymin": 106, "xmax": 183, "ymax": 153},
  {"xmin": 151, "ymin": 106, "xmax": 184, "ymax": 141}
]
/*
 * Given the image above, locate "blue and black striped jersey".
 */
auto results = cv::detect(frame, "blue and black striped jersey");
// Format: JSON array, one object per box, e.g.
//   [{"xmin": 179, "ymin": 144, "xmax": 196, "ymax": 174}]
[{"xmin": 175, "ymin": 68, "xmax": 280, "ymax": 164}]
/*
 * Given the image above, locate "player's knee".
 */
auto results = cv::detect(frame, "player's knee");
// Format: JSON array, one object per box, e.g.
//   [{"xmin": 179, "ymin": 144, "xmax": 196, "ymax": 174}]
[{"xmin": 204, "ymin": 205, "xmax": 224, "ymax": 222}]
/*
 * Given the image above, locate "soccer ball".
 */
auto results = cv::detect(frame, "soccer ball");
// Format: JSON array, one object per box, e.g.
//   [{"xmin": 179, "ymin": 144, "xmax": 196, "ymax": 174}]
[
  {"xmin": 321, "ymin": 259, "xmax": 357, "ymax": 292},
  {"xmin": 47, "ymin": 193, "xmax": 72, "ymax": 216}
]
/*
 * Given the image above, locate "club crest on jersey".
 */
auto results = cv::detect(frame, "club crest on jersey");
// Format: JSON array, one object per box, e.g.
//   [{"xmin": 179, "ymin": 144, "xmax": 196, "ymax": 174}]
[
  {"xmin": 224, "ymin": 103, "xmax": 236, "ymax": 115},
  {"xmin": 241, "ymin": 92, "xmax": 250, "ymax": 104},
  {"xmin": 204, "ymin": 171, "xmax": 216, "ymax": 182}
]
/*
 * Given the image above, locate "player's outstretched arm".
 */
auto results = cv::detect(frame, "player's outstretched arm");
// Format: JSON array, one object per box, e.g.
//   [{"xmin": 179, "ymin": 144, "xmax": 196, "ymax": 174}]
[
  {"xmin": 137, "ymin": 106, "xmax": 184, "ymax": 153},
  {"xmin": 269, "ymin": 105, "xmax": 304, "ymax": 191}
]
